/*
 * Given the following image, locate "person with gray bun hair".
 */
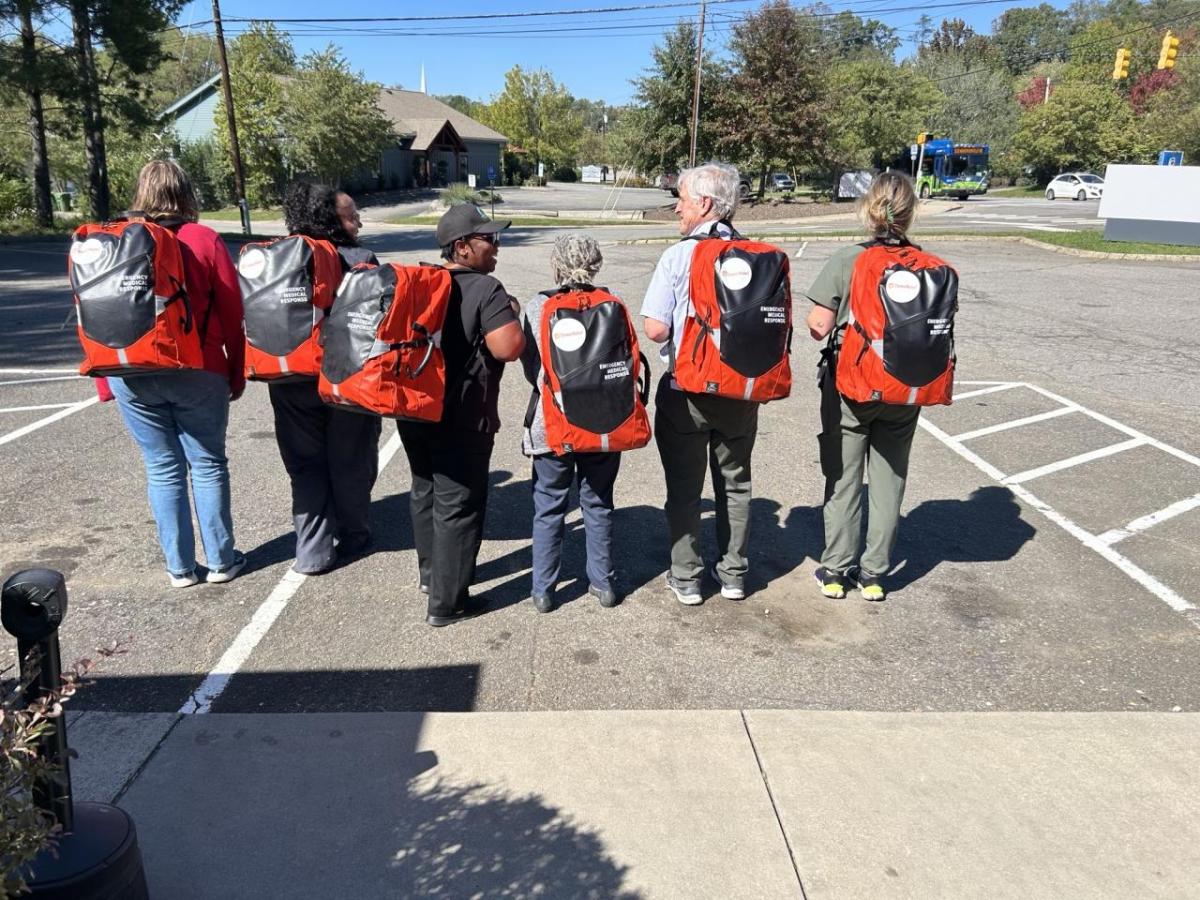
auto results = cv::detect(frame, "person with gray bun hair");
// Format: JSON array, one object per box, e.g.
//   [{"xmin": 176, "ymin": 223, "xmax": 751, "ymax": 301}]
[{"xmin": 519, "ymin": 234, "xmax": 625, "ymax": 612}]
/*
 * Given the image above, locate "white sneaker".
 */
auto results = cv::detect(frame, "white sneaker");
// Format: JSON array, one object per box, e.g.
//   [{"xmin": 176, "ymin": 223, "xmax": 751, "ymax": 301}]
[
  {"xmin": 169, "ymin": 568, "xmax": 200, "ymax": 588},
  {"xmin": 206, "ymin": 552, "xmax": 247, "ymax": 584},
  {"xmin": 666, "ymin": 576, "xmax": 703, "ymax": 606},
  {"xmin": 709, "ymin": 564, "xmax": 745, "ymax": 600}
]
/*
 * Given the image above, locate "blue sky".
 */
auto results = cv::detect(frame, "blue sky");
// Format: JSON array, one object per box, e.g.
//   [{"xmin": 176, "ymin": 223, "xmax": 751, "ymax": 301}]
[{"xmin": 177, "ymin": 0, "xmax": 1077, "ymax": 105}]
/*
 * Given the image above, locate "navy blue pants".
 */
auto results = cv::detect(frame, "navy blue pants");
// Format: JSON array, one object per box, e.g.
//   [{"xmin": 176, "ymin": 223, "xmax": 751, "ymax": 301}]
[{"xmin": 531, "ymin": 452, "xmax": 620, "ymax": 597}]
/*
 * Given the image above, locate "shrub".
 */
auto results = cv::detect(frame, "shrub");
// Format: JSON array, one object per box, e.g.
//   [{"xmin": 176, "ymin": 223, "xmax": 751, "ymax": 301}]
[
  {"xmin": 0, "ymin": 177, "xmax": 33, "ymax": 222},
  {"xmin": 176, "ymin": 139, "xmax": 235, "ymax": 211},
  {"xmin": 551, "ymin": 166, "xmax": 577, "ymax": 183}
]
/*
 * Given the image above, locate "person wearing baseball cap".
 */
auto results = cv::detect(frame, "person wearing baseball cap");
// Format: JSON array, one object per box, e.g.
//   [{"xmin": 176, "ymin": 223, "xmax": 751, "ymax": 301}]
[{"xmin": 396, "ymin": 203, "xmax": 525, "ymax": 627}]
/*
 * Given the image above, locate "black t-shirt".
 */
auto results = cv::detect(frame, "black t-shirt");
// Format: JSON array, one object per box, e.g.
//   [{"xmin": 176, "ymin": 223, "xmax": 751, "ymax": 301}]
[
  {"xmin": 336, "ymin": 245, "xmax": 378, "ymax": 268},
  {"xmin": 441, "ymin": 267, "xmax": 518, "ymax": 433}
]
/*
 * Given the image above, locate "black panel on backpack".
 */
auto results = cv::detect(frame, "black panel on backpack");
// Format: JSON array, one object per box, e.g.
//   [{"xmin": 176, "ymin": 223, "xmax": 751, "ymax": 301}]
[
  {"xmin": 550, "ymin": 303, "xmax": 636, "ymax": 435},
  {"xmin": 71, "ymin": 223, "xmax": 158, "ymax": 349},
  {"xmin": 241, "ymin": 237, "xmax": 318, "ymax": 357},
  {"xmin": 880, "ymin": 265, "xmax": 958, "ymax": 387},
  {"xmin": 320, "ymin": 266, "xmax": 397, "ymax": 385},
  {"xmin": 711, "ymin": 248, "xmax": 790, "ymax": 379}
]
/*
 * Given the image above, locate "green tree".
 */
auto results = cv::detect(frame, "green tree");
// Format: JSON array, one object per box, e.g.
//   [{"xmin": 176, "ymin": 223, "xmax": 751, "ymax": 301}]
[
  {"xmin": 915, "ymin": 53, "xmax": 1020, "ymax": 158},
  {"xmin": 283, "ymin": 47, "xmax": 395, "ymax": 187},
  {"xmin": 1015, "ymin": 80, "xmax": 1146, "ymax": 182},
  {"xmin": 0, "ymin": 0, "xmax": 56, "ymax": 224},
  {"xmin": 215, "ymin": 22, "xmax": 294, "ymax": 206},
  {"xmin": 483, "ymin": 65, "xmax": 580, "ymax": 174},
  {"xmin": 715, "ymin": 0, "xmax": 828, "ymax": 192},
  {"xmin": 826, "ymin": 59, "xmax": 940, "ymax": 173},
  {"xmin": 435, "ymin": 93, "xmax": 486, "ymax": 120},
  {"xmin": 1141, "ymin": 54, "xmax": 1200, "ymax": 162},
  {"xmin": 614, "ymin": 21, "xmax": 719, "ymax": 174},
  {"xmin": 821, "ymin": 10, "xmax": 900, "ymax": 59},
  {"xmin": 991, "ymin": 4, "xmax": 1073, "ymax": 75}
]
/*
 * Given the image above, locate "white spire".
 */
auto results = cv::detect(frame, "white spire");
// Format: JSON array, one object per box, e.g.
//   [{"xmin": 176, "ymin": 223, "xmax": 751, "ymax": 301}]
[{"xmin": 419, "ymin": 64, "xmax": 426, "ymax": 94}]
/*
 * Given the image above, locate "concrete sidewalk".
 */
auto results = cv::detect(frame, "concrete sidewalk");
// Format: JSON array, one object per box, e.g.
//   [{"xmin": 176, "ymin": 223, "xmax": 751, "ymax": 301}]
[{"xmin": 65, "ymin": 710, "xmax": 1200, "ymax": 899}]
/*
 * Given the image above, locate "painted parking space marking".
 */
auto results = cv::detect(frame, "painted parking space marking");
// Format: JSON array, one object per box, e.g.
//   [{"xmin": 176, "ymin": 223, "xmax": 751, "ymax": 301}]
[
  {"xmin": 951, "ymin": 383, "xmax": 1022, "ymax": 401},
  {"xmin": 0, "ymin": 375, "xmax": 86, "ymax": 387},
  {"xmin": 0, "ymin": 403, "xmax": 79, "ymax": 414},
  {"xmin": 1001, "ymin": 437, "xmax": 1146, "ymax": 485},
  {"xmin": 0, "ymin": 396, "xmax": 100, "ymax": 448},
  {"xmin": 924, "ymin": 381, "xmax": 1199, "ymax": 626},
  {"xmin": 1099, "ymin": 493, "xmax": 1200, "ymax": 546},
  {"xmin": 951, "ymin": 405, "xmax": 1078, "ymax": 442},
  {"xmin": 0, "ymin": 368, "xmax": 80, "ymax": 375},
  {"xmin": 181, "ymin": 429, "xmax": 405, "ymax": 715}
]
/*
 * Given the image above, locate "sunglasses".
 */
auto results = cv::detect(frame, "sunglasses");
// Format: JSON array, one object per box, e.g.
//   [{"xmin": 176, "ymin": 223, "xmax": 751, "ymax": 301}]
[{"xmin": 468, "ymin": 232, "xmax": 500, "ymax": 247}]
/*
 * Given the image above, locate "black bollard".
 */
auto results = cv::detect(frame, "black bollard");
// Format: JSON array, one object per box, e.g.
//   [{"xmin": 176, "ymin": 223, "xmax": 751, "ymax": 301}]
[{"xmin": 2, "ymin": 568, "xmax": 150, "ymax": 899}]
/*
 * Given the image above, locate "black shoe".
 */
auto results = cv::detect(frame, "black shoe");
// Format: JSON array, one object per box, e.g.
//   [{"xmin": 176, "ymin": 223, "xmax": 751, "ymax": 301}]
[
  {"xmin": 426, "ymin": 598, "xmax": 489, "ymax": 628},
  {"xmin": 531, "ymin": 592, "xmax": 555, "ymax": 613},
  {"xmin": 419, "ymin": 582, "xmax": 430, "ymax": 595},
  {"xmin": 337, "ymin": 536, "xmax": 373, "ymax": 559},
  {"xmin": 589, "ymin": 584, "xmax": 620, "ymax": 608}
]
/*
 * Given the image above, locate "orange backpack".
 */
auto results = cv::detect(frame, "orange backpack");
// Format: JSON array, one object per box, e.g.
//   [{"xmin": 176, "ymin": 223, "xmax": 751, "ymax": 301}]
[
  {"xmin": 317, "ymin": 263, "xmax": 451, "ymax": 421},
  {"xmin": 68, "ymin": 216, "xmax": 203, "ymax": 376},
  {"xmin": 239, "ymin": 235, "xmax": 344, "ymax": 381},
  {"xmin": 835, "ymin": 241, "xmax": 958, "ymax": 406},
  {"xmin": 673, "ymin": 225, "xmax": 792, "ymax": 401},
  {"xmin": 530, "ymin": 286, "xmax": 651, "ymax": 455}
]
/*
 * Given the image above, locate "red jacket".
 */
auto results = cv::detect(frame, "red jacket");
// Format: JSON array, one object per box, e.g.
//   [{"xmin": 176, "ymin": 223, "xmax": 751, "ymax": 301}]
[{"xmin": 177, "ymin": 222, "xmax": 245, "ymax": 396}]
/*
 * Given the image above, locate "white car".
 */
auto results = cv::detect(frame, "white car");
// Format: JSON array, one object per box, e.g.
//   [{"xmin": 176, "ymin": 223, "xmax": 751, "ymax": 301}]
[{"xmin": 1045, "ymin": 173, "xmax": 1104, "ymax": 201}]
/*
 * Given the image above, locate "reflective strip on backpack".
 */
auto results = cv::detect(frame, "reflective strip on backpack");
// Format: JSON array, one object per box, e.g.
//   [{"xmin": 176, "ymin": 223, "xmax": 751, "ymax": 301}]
[
  {"xmin": 871, "ymin": 339, "xmax": 883, "ymax": 357},
  {"xmin": 907, "ymin": 387, "xmax": 919, "ymax": 405},
  {"xmin": 601, "ymin": 434, "xmax": 610, "ymax": 452},
  {"xmin": 743, "ymin": 378, "xmax": 755, "ymax": 400},
  {"xmin": 278, "ymin": 356, "xmax": 289, "ymax": 374},
  {"xmin": 155, "ymin": 294, "xmax": 172, "ymax": 314},
  {"xmin": 117, "ymin": 349, "xmax": 128, "ymax": 366}
]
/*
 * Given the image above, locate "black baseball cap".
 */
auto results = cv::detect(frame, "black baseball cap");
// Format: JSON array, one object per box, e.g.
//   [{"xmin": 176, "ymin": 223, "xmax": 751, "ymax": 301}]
[{"xmin": 436, "ymin": 204, "xmax": 511, "ymax": 248}]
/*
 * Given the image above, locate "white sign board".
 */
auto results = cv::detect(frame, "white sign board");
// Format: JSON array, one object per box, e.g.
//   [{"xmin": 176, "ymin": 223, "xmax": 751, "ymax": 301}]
[
  {"xmin": 581, "ymin": 165, "xmax": 603, "ymax": 183},
  {"xmin": 1098, "ymin": 164, "xmax": 1200, "ymax": 246},
  {"xmin": 467, "ymin": 173, "xmax": 476, "ymax": 188}
]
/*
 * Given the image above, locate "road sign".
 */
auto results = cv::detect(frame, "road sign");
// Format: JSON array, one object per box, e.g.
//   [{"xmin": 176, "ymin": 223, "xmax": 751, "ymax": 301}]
[{"xmin": 1158, "ymin": 150, "xmax": 1184, "ymax": 166}]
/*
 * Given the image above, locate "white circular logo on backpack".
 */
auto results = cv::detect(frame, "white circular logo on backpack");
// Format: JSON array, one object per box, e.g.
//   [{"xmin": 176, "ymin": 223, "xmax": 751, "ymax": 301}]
[
  {"xmin": 551, "ymin": 318, "xmax": 587, "ymax": 352},
  {"xmin": 70, "ymin": 238, "xmax": 104, "ymax": 267},
  {"xmin": 238, "ymin": 247, "xmax": 267, "ymax": 279},
  {"xmin": 717, "ymin": 257, "xmax": 753, "ymax": 291},
  {"xmin": 885, "ymin": 269, "xmax": 921, "ymax": 304}
]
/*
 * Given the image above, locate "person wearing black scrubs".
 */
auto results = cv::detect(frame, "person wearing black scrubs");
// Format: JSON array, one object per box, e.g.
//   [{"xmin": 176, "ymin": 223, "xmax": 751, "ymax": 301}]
[
  {"xmin": 268, "ymin": 181, "xmax": 381, "ymax": 574},
  {"xmin": 397, "ymin": 203, "xmax": 525, "ymax": 627}
]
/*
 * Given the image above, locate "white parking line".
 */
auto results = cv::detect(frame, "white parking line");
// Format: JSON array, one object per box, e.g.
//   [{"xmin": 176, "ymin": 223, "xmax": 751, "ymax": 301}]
[
  {"xmin": 952, "ymin": 406, "xmax": 1078, "ymax": 441},
  {"xmin": 952, "ymin": 383, "xmax": 1022, "ymax": 401},
  {"xmin": 1099, "ymin": 493, "xmax": 1200, "ymax": 546},
  {"xmin": 0, "ymin": 368, "xmax": 80, "ymax": 375},
  {"xmin": 0, "ymin": 396, "xmax": 99, "ymax": 447},
  {"xmin": 919, "ymin": 416, "xmax": 1195, "ymax": 617},
  {"xmin": 181, "ymin": 429, "xmax": 405, "ymax": 715},
  {"xmin": 1002, "ymin": 437, "xmax": 1146, "ymax": 485},
  {"xmin": 0, "ymin": 375, "xmax": 85, "ymax": 387},
  {"xmin": 0, "ymin": 403, "xmax": 78, "ymax": 414}
]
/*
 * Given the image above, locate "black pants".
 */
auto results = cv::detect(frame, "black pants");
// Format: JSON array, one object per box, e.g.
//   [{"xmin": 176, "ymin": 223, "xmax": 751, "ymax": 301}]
[
  {"xmin": 397, "ymin": 422, "xmax": 495, "ymax": 617},
  {"xmin": 268, "ymin": 380, "xmax": 381, "ymax": 573}
]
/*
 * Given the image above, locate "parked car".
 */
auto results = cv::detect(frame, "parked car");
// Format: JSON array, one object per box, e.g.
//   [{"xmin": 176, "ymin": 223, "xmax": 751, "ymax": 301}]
[
  {"xmin": 660, "ymin": 171, "xmax": 753, "ymax": 199},
  {"xmin": 1045, "ymin": 172, "xmax": 1104, "ymax": 201},
  {"xmin": 769, "ymin": 172, "xmax": 796, "ymax": 192}
]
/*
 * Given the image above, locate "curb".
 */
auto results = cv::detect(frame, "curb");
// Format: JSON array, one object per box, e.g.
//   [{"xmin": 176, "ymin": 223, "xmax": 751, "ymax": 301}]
[{"xmin": 615, "ymin": 233, "xmax": 1200, "ymax": 261}]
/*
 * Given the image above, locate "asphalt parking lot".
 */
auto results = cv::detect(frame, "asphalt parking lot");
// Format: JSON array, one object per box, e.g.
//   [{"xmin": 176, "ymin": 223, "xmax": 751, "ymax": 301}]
[{"xmin": 2, "ymin": 229, "xmax": 1198, "ymax": 717}]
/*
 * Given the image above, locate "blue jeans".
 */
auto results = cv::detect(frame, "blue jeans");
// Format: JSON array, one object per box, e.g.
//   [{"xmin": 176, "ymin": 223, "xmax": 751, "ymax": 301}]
[
  {"xmin": 109, "ymin": 371, "xmax": 236, "ymax": 576},
  {"xmin": 531, "ymin": 452, "xmax": 620, "ymax": 597}
]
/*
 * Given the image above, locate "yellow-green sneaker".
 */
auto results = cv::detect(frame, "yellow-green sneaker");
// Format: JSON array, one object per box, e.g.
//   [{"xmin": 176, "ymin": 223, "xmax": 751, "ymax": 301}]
[
  {"xmin": 813, "ymin": 567, "xmax": 846, "ymax": 599},
  {"xmin": 856, "ymin": 571, "xmax": 887, "ymax": 602}
]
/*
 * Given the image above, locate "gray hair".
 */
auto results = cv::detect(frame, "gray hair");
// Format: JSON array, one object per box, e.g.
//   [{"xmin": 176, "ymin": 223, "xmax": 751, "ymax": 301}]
[
  {"xmin": 678, "ymin": 162, "xmax": 741, "ymax": 220},
  {"xmin": 550, "ymin": 233, "xmax": 603, "ymax": 285}
]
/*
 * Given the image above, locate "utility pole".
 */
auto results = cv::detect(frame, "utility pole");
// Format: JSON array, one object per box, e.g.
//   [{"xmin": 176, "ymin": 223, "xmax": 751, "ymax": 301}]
[
  {"xmin": 688, "ymin": 0, "xmax": 707, "ymax": 169},
  {"xmin": 212, "ymin": 0, "xmax": 249, "ymax": 233}
]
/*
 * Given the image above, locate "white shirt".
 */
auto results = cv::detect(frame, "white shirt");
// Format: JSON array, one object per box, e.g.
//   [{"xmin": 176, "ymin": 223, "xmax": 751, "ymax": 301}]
[{"xmin": 639, "ymin": 219, "xmax": 735, "ymax": 364}]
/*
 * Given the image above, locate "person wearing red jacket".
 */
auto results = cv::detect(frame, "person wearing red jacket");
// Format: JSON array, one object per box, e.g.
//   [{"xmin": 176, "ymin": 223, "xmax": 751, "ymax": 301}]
[{"xmin": 105, "ymin": 160, "xmax": 247, "ymax": 588}]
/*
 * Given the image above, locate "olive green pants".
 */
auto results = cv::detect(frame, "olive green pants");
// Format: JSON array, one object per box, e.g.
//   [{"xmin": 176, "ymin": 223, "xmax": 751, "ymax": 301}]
[
  {"xmin": 818, "ymin": 381, "xmax": 921, "ymax": 578},
  {"xmin": 654, "ymin": 375, "xmax": 759, "ymax": 588}
]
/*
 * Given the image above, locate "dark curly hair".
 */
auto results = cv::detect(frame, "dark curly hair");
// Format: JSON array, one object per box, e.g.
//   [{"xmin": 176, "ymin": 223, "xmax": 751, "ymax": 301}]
[{"xmin": 282, "ymin": 180, "xmax": 358, "ymax": 246}]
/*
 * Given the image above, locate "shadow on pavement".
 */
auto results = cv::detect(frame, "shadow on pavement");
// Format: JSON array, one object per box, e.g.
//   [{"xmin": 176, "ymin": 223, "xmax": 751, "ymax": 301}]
[
  {"xmin": 116, "ymin": 701, "xmax": 644, "ymax": 899},
  {"xmin": 891, "ymin": 485, "xmax": 1037, "ymax": 591}
]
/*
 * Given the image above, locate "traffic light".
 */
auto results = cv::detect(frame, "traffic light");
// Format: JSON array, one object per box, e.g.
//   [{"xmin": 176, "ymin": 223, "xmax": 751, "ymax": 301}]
[
  {"xmin": 917, "ymin": 132, "xmax": 929, "ymax": 145},
  {"xmin": 1113, "ymin": 47, "xmax": 1131, "ymax": 79},
  {"xmin": 1158, "ymin": 32, "xmax": 1179, "ymax": 70}
]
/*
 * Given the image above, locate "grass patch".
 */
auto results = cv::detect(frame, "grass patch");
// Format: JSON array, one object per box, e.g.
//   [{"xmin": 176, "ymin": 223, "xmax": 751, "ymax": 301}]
[
  {"xmin": 202, "ymin": 206, "xmax": 280, "ymax": 221},
  {"xmin": 1011, "ymin": 229, "xmax": 1200, "ymax": 255},
  {"xmin": 386, "ymin": 215, "xmax": 657, "ymax": 227},
  {"xmin": 0, "ymin": 216, "xmax": 85, "ymax": 239}
]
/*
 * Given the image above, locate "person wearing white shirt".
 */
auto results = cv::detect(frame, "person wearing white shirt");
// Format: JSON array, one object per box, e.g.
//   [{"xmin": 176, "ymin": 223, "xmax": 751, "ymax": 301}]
[{"xmin": 640, "ymin": 162, "xmax": 759, "ymax": 606}]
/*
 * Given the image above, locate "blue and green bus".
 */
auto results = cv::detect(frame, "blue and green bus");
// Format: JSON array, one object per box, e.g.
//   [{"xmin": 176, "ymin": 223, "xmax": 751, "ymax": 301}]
[{"xmin": 911, "ymin": 139, "xmax": 990, "ymax": 200}]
